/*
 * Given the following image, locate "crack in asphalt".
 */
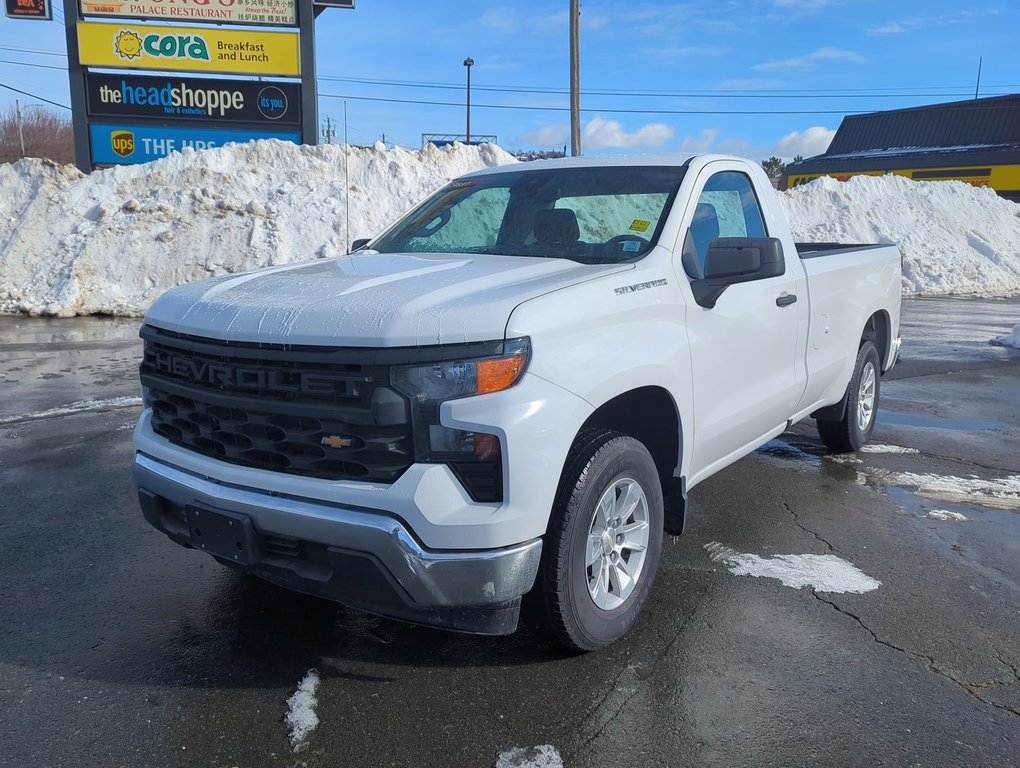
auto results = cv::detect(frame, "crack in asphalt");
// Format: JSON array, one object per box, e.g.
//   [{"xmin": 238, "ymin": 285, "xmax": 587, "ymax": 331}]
[
  {"xmin": 992, "ymin": 649, "xmax": 1020, "ymax": 684},
  {"xmin": 779, "ymin": 493, "xmax": 843, "ymax": 556},
  {"xmin": 810, "ymin": 589, "xmax": 1020, "ymax": 720}
]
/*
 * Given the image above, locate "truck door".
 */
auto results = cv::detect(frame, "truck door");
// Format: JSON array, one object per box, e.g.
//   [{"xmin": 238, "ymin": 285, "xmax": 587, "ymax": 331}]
[{"xmin": 678, "ymin": 167, "xmax": 807, "ymax": 481}]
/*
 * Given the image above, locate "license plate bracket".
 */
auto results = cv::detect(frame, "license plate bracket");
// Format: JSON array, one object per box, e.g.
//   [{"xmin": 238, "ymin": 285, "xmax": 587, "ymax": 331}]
[{"xmin": 185, "ymin": 506, "xmax": 263, "ymax": 566}]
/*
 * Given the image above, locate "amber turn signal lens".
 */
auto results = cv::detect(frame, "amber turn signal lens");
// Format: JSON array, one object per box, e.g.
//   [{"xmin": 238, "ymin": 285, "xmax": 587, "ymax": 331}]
[
  {"xmin": 476, "ymin": 355, "xmax": 527, "ymax": 394},
  {"xmin": 473, "ymin": 432, "xmax": 501, "ymax": 460}
]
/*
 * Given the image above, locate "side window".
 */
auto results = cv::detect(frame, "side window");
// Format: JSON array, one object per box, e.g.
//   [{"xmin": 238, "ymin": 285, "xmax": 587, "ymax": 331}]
[
  {"xmin": 682, "ymin": 171, "xmax": 768, "ymax": 278},
  {"xmin": 406, "ymin": 187, "xmax": 510, "ymax": 252}
]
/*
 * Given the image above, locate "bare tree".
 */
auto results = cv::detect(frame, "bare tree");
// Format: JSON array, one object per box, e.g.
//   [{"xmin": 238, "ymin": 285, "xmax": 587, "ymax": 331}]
[
  {"xmin": 761, "ymin": 156, "xmax": 785, "ymax": 180},
  {"xmin": 0, "ymin": 105, "xmax": 74, "ymax": 165}
]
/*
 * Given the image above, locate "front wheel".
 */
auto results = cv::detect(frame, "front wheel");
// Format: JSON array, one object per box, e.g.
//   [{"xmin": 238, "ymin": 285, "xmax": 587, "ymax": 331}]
[
  {"xmin": 817, "ymin": 340, "xmax": 881, "ymax": 452},
  {"xmin": 535, "ymin": 430, "xmax": 664, "ymax": 651}
]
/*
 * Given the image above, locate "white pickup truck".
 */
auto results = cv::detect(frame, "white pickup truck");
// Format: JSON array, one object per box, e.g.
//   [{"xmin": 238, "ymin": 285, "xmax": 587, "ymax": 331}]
[{"xmin": 133, "ymin": 154, "xmax": 901, "ymax": 650}]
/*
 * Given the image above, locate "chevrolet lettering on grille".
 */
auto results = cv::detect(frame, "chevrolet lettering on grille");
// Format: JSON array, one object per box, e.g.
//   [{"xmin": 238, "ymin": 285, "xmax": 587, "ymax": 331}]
[{"xmin": 149, "ymin": 350, "xmax": 354, "ymax": 396}]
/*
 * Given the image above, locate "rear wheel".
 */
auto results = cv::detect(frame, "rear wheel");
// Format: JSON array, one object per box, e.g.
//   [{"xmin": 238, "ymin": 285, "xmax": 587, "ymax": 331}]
[
  {"xmin": 535, "ymin": 430, "xmax": 664, "ymax": 651},
  {"xmin": 817, "ymin": 340, "xmax": 881, "ymax": 452}
]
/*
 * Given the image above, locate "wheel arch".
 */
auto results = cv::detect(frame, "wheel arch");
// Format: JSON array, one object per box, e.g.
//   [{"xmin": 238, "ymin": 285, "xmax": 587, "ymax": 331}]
[
  {"xmin": 571, "ymin": 386, "xmax": 687, "ymax": 535},
  {"xmin": 812, "ymin": 311, "xmax": 889, "ymax": 422},
  {"xmin": 862, "ymin": 309, "xmax": 893, "ymax": 372}
]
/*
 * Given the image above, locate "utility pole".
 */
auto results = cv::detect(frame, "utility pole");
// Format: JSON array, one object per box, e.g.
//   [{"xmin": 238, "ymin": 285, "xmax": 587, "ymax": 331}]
[
  {"xmin": 463, "ymin": 57, "xmax": 474, "ymax": 145},
  {"xmin": 15, "ymin": 99, "xmax": 26, "ymax": 158},
  {"xmin": 569, "ymin": 0, "xmax": 580, "ymax": 156},
  {"xmin": 322, "ymin": 116, "xmax": 336, "ymax": 144},
  {"xmin": 975, "ymin": 57, "xmax": 983, "ymax": 99}
]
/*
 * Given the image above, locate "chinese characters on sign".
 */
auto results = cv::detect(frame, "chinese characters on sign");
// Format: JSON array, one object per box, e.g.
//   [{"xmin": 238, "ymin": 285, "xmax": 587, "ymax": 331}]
[{"xmin": 79, "ymin": 0, "xmax": 297, "ymax": 27}]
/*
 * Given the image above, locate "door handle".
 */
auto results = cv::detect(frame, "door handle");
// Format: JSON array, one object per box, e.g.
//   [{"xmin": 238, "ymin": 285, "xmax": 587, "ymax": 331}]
[{"xmin": 776, "ymin": 293, "xmax": 797, "ymax": 307}]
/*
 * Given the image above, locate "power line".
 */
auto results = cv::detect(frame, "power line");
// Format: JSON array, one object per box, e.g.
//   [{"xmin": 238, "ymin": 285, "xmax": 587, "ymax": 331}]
[
  {"xmin": 319, "ymin": 92, "xmax": 873, "ymax": 115},
  {"xmin": 0, "ymin": 81, "xmax": 70, "ymax": 110},
  {"xmin": 317, "ymin": 73, "xmax": 1020, "ymax": 99},
  {"xmin": 0, "ymin": 46, "xmax": 67, "ymax": 58},
  {"xmin": 0, "ymin": 58, "xmax": 68, "ymax": 72}
]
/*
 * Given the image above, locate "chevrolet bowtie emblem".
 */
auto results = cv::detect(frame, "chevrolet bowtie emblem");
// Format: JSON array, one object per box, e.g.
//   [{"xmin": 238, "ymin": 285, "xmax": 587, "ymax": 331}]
[{"xmin": 321, "ymin": 435, "xmax": 354, "ymax": 449}]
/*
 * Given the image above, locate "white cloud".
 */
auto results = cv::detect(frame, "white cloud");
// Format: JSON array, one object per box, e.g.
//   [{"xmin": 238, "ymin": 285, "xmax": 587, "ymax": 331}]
[
  {"xmin": 867, "ymin": 9, "xmax": 1001, "ymax": 36},
  {"xmin": 520, "ymin": 124, "xmax": 569, "ymax": 147},
  {"xmin": 583, "ymin": 117, "xmax": 675, "ymax": 150},
  {"xmin": 584, "ymin": 16, "xmax": 608, "ymax": 30},
  {"xmin": 755, "ymin": 47, "xmax": 868, "ymax": 71},
  {"xmin": 478, "ymin": 9, "xmax": 516, "ymax": 33},
  {"xmin": 773, "ymin": 126, "xmax": 836, "ymax": 159},
  {"xmin": 677, "ymin": 128, "xmax": 720, "ymax": 153}
]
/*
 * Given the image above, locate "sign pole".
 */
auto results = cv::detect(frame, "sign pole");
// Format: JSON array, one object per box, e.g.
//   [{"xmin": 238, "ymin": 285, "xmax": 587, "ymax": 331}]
[
  {"xmin": 299, "ymin": 0, "xmax": 318, "ymax": 145},
  {"xmin": 63, "ymin": 0, "xmax": 91, "ymax": 172}
]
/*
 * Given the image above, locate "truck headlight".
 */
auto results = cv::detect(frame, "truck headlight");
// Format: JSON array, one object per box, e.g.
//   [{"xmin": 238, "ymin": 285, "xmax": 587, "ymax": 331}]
[{"xmin": 392, "ymin": 337, "xmax": 530, "ymax": 502}]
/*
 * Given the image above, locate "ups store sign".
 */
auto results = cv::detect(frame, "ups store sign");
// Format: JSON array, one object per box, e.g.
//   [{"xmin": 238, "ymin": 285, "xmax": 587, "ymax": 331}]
[
  {"xmin": 86, "ymin": 73, "xmax": 300, "ymax": 126},
  {"xmin": 90, "ymin": 123, "xmax": 300, "ymax": 165}
]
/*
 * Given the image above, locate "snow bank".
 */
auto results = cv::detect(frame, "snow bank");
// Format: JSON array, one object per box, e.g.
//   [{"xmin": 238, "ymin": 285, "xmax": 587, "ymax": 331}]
[
  {"xmin": 3, "ymin": 146, "xmax": 1020, "ymax": 317},
  {"xmin": 779, "ymin": 174, "xmax": 1020, "ymax": 297},
  {"xmin": 991, "ymin": 322, "xmax": 1020, "ymax": 349},
  {"xmin": 0, "ymin": 140, "xmax": 515, "ymax": 317}
]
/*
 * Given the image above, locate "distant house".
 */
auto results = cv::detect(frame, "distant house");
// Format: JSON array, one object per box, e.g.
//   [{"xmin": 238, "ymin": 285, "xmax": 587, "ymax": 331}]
[{"xmin": 785, "ymin": 94, "xmax": 1020, "ymax": 201}]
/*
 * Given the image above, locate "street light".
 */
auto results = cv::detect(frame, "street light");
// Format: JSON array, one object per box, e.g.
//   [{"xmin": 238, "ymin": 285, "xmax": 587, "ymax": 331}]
[
  {"xmin": 463, "ymin": 57, "xmax": 474, "ymax": 145},
  {"xmin": 15, "ymin": 100, "xmax": 46, "ymax": 158}
]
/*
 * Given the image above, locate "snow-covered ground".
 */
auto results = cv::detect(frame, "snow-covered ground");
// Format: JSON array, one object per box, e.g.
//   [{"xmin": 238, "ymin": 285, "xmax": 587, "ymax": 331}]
[{"xmin": 1, "ymin": 141, "xmax": 1019, "ymax": 317}]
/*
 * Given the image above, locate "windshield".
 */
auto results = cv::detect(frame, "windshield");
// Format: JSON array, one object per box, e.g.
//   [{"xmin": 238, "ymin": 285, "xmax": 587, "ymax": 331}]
[{"xmin": 370, "ymin": 165, "xmax": 687, "ymax": 264}]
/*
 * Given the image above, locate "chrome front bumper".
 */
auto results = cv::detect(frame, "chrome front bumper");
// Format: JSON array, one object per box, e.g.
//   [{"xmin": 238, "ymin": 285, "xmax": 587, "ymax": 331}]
[{"xmin": 133, "ymin": 452, "xmax": 543, "ymax": 635}]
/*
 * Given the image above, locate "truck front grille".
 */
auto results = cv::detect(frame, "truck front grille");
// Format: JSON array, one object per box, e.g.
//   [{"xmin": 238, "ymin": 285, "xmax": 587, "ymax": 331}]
[{"xmin": 139, "ymin": 326, "xmax": 412, "ymax": 483}]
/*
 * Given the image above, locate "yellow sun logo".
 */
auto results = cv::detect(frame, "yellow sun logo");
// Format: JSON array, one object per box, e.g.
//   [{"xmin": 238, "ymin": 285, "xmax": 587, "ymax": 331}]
[{"xmin": 113, "ymin": 30, "xmax": 144, "ymax": 60}]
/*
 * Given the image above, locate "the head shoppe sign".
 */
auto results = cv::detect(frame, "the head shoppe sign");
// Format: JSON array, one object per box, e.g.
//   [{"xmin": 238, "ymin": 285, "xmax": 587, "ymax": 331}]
[
  {"xmin": 78, "ymin": 0, "xmax": 297, "ymax": 27},
  {"xmin": 76, "ymin": 21, "xmax": 301, "ymax": 76},
  {"xmin": 85, "ymin": 73, "xmax": 300, "ymax": 125}
]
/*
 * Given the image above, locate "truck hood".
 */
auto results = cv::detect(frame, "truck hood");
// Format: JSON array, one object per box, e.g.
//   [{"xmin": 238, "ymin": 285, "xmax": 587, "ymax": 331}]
[{"xmin": 144, "ymin": 252, "xmax": 631, "ymax": 346}]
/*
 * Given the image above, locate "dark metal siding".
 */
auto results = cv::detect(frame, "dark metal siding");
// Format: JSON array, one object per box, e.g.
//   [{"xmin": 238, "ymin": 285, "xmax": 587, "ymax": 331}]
[
  {"xmin": 826, "ymin": 94, "xmax": 1020, "ymax": 154},
  {"xmin": 790, "ymin": 147, "xmax": 1020, "ymax": 175}
]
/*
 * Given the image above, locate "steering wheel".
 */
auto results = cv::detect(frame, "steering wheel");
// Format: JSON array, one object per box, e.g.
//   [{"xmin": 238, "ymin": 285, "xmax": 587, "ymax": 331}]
[{"xmin": 604, "ymin": 234, "xmax": 650, "ymax": 256}]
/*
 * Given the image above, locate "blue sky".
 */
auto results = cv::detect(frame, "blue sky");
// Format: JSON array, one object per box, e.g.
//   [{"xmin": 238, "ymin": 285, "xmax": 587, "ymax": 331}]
[{"xmin": 1, "ymin": 0, "xmax": 1018, "ymax": 160}]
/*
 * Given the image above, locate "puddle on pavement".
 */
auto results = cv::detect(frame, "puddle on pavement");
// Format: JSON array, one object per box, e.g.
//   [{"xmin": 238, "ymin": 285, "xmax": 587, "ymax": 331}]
[
  {"xmin": 755, "ymin": 438, "xmax": 866, "ymax": 485},
  {"xmin": 878, "ymin": 411, "xmax": 1007, "ymax": 432},
  {"xmin": 884, "ymin": 485, "xmax": 1020, "ymax": 597}
]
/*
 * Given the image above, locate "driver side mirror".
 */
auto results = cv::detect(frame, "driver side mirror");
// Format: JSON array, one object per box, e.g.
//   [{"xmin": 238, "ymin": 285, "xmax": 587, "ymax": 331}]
[
  {"xmin": 691, "ymin": 237, "xmax": 785, "ymax": 309},
  {"xmin": 350, "ymin": 238, "xmax": 371, "ymax": 253}
]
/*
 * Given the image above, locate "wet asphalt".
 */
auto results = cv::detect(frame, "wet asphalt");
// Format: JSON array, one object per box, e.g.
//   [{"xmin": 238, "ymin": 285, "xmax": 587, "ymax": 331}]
[{"xmin": 1, "ymin": 297, "xmax": 1018, "ymax": 768}]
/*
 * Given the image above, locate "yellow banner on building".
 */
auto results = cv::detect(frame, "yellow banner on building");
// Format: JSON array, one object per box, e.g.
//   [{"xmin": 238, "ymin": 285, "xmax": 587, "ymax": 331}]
[{"xmin": 76, "ymin": 21, "xmax": 300, "ymax": 76}]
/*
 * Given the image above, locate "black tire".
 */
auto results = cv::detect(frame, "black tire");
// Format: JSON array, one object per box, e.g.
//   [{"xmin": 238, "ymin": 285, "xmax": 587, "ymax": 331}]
[
  {"xmin": 817, "ymin": 340, "xmax": 881, "ymax": 453},
  {"xmin": 535, "ymin": 429, "xmax": 664, "ymax": 652}
]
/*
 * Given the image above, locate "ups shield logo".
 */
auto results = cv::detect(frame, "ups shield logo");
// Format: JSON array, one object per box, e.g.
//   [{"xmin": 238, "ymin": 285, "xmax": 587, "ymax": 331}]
[{"xmin": 111, "ymin": 131, "xmax": 135, "ymax": 158}]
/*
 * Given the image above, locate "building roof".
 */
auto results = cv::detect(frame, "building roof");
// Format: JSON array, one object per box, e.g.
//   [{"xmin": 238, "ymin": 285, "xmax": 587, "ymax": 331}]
[
  {"xmin": 827, "ymin": 94, "xmax": 1020, "ymax": 155},
  {"xmin": 788, "ymin": 93, "xmax": 1020, "ymax": 174}
]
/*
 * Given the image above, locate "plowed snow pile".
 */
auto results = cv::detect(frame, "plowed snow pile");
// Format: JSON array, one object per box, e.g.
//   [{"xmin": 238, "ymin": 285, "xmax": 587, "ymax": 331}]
[
  {"xmin": 0, "ymin": 140, "xmax": 515, "ymax": 316},
  {"xmin": 2, "ymin": 144, "xmax": 1019, "ymax": 317},
  {"xmin": 779, "ymin": 174, "xmax": 1020, "ymax": 297}
]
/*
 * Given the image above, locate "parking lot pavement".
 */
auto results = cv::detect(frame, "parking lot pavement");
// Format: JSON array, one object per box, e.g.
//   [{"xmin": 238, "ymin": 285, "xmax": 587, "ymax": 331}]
[{"xmin": 1, "ymin": 297, "xmax": 1018, "ymax": 768}]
